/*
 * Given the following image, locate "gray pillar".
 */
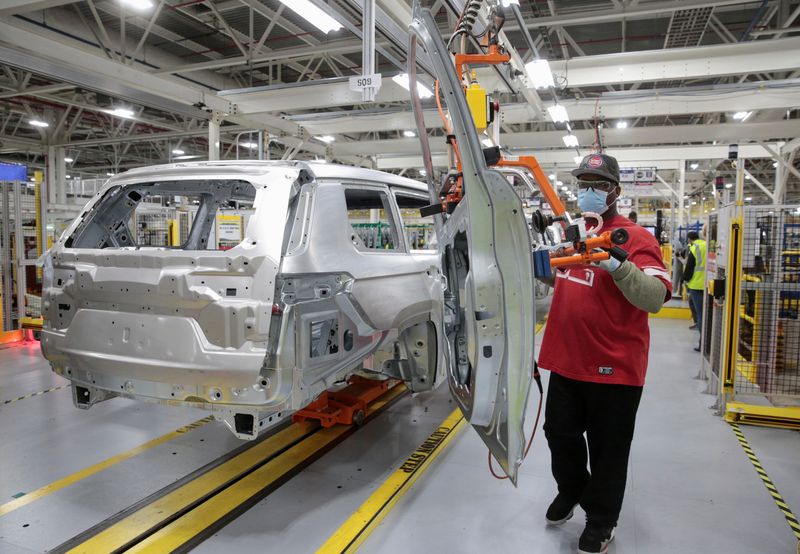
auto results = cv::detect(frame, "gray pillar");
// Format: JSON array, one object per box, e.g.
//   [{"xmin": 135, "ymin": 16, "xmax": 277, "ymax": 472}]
[
  {"xmin": 46, "ymin": 145, "xmax": 57, "ymax": 206},
  {"xmin": 208, "ymin": 112, "xmax": 221, "ymax": 161},
  {"xmin": 56, "ymin": 146, "xmax": 66, "ymax": 205},
  {"xmin": 361, "ymin": 0, "xmax": 377, "ymax": 102},
  {"xmin": 774, "ymin": 153, "xmax": 786, "ymax": 204}
]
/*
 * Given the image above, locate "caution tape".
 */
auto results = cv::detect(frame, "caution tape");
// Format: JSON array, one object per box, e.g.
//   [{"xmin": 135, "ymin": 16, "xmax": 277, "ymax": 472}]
[
  {"xmin": 317, "ymin": 409, "xmax": 466, "ymax": 553},
  {"xmin": 730, "ymin": 422, "xmax": 800, "ymax": 551},
  {"xmin": 175, "ymin": 415, "xmax": 215, "ymax": 433},
  {"xmin": 2, "ymin": 383, "xmax": 71, "ymax": 405}
]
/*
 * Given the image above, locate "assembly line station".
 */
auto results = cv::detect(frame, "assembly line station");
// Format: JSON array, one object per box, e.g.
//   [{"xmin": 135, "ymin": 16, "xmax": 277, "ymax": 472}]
[{"xmin": 1, "ymin": 0, "xmax": 800, "ymax": 553}]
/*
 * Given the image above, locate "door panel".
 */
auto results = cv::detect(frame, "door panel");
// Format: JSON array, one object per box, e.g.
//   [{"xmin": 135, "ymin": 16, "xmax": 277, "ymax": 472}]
[{"xmin": 409, "ymin": 4, "xmax": 536, "ymax": 485}]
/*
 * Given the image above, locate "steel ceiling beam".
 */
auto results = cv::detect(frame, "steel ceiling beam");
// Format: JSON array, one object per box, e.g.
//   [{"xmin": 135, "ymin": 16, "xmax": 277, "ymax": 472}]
[
  {"xmin": 546, "ymin": 37, "xmax": 800, "ymax": 87},
  {"xmin": 0, "ymin": 83, "xmax": 75, "ymax": 99},
  {"xmin": 0, "ymin": 0, "xmax": 79, "ymax": 17},
  {"xmin": 331, "ymin": 120, "xmax": 800, "ymax": 156},
  {"xmin": 218, "ymin": 76, "xmax": 433, "ymax": 114},
  {"xmin": 502, "ymin": 0, "xmax": 759, "ymax": 29},
  {"xmin": 373, "ymin": 143, "xmax": 786, "ymax": 170},
  {"xmin": 0, "ymin": 20, "xmax": 301, "ymax": 137},
  {"xmin": 290, "ymin": 80, "xmax": 800, "ymax": 134}
]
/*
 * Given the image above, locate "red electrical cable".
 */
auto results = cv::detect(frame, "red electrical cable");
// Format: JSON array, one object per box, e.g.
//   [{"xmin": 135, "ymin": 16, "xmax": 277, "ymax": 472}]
[{"xmin": 488, "ymin": 375, "xmax": 544, "ymax": 480}]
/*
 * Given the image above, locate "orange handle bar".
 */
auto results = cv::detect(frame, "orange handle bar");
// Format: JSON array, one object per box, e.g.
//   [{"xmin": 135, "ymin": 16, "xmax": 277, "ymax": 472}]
[
  {"xmin": 549, "ymin": 229, "xmax": 627, "ymax": 268},
  {"xmin": 550, "ymin": 251, "xmax": 610, "ymax": 267},
  {"xmin": 558, "ymin": 231, "xmax": 616, "ymax": 257}
]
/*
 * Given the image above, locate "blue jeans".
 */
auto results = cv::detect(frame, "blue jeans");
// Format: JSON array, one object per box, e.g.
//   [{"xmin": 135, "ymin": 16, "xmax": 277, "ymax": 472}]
[{"xmin": 688, "ymin": 288, "xmax": 704, "ymax": 333}]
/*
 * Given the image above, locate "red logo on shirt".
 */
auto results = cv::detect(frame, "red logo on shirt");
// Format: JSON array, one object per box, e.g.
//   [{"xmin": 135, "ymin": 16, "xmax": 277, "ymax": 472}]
[{"xmin": 587, "ymin": 155, "xmax": 603, "ymax": 168}]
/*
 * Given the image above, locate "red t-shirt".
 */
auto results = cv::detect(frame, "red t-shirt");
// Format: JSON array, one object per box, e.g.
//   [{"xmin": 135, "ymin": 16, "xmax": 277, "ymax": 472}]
[{"xmin": 538, "ymin": 215, "xmax": 672, "ymax": 387}]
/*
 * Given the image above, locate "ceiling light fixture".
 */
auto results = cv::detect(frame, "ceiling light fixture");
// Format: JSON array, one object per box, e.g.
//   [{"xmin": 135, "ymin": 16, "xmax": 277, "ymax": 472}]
[
  {"xmin": 276, "ymin": 0, "xmax": 343, "ymax": 33},
  {"xmin": 171, "ymin": 149, "xmax": 185, "ymax": 155},
  {"xmin": 562, "ymin": 134, "xmax": 579, "ymax": 147},
  {"xmin": 547, "ymin": 105, "xmax": 569, "ymax": 123},
  {"xmin": 733, "ymin": 111, "xmax": 752, "ymax": 121},
  {"xmin": 745, "ymin": 197, "xmax": 753, "ymax": 201},
  {"xmin": 403, "ymin": 130, "xmax": 416, "ymax": 138},
  {"xmin": 392, "ymin": 74, "xmax": 433, "ymax": 99},
  {"xmin": 772, "ymin": 161, "xmax": 778, "ymax": 168},
  {"xmin": 315, "ymin": 135, "xmax": 335, "ymax": 144},
  {"xmin": 524, "ymin": 59, "xmax": 554, "ymax": 89},
  {"xmin": 615, "ymin": 121, "xmax": 628, "ymax": 129},
  {"xmin": 110, "ymin": 107, "xmax": 135, "ymax": 119},
  {"xmin": 240, "ymin": 142, "xmax": 258, "ymax": 149},
  {"xmin": 548, "ymin": 173, "xmax": 556, "ymax": 180},
  {"xmin": 174, "ymin": 155, "xmax": 202, "ymax": 160},
  {"xmin": 106, "ymin": 172, "xmax": 115, "ymax": 176},
  {"xmin": 64, "ymin": 157, "xmax": 74, "ymax": 163},
  {"xmin": 690, "ymin": 163, "xmax": 699, "ymax": 170},
  {"xmin": 29, "ymin": 119, "xmax": 49, "ymax": 128},
  {"xmin": 120, "ymin": 0, "xmax": 154, "ymax": 10},
  {"xmin": 725, "ymin": 183, "xmax": 733, "ymax": 188}
]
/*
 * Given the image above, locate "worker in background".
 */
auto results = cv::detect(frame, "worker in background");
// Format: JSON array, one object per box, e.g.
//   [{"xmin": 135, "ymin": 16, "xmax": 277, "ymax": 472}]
[
  {"xmin": 627, "ymin": 210, "xmax": 638, "ymax": 224},
  {"xmin": 683, "ymin": 230, "xmax": 706, "ymax": 350},
  {"xmin": 537, "ymin": 153, "xmax": 672, "ymax": 554}
]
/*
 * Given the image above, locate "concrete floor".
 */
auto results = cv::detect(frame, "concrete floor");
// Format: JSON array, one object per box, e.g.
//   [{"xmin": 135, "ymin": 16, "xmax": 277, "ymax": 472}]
[{"xmin": 0, "ymin": 318, "xmax": 799, "ymax": 553}]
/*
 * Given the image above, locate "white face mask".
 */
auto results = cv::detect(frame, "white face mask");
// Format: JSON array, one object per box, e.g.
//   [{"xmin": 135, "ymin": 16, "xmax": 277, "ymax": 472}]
[{"xmin": 577, "ymin": 187, "xmax": 617, "ymax": 215}]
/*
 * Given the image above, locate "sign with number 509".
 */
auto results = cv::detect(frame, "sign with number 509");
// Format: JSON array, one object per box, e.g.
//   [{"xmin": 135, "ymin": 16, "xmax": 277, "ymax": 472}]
[{"xmin": 349, "ymin": 74, "xmax": 382, "ymax": 92}]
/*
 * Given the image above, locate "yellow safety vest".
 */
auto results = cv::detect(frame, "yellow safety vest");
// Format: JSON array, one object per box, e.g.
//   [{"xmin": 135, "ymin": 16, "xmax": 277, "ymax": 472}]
[{"xmin": 687, "ymin": 239, "xmax": 707, "ymax": 290}]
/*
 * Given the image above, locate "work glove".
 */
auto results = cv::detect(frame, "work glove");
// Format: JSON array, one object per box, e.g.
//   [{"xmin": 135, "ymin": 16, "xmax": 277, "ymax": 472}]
[{"xmin": 594, "ymin": 249, "xmax": 622, "ymax": 273}]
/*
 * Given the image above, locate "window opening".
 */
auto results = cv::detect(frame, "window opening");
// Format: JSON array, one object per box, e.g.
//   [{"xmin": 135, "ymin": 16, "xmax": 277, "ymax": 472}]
[
  {"xmin": 344, "ymin": 188, "xmax": 401, "ymax": 251},
  {"xmin": 395, "ymin": 191, "xmax": 437, "ymax": 251},
  {"xmin": 67, "ymin": 180, "xmax": 256, "ymax": 251}
]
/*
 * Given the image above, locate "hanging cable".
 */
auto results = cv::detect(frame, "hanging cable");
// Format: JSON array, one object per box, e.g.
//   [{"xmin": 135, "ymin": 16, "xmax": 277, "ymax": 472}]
[
  {"xmin": 436, "ymin": 79, "xmax": 462, "ymax": 171},
  {"xmin": 488, "ymin": 361, "xmax": 545, "ymax": 480},
  {"xmin": 447, "ymin": 0, "xmax": 482, "ymax": 51}
]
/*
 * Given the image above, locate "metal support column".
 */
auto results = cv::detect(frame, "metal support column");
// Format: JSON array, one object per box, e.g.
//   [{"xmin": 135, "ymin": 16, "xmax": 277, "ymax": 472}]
[
  {"xmin": 208, "ymin": 111, "xmax": 221, "ymax": 161},
  {"xmin": 774, "ymin": 153, "xmax": 786, "ymax": 204},
  {"xmin": 46, "ymin": 145, "xmax": 57, "ymax": 206},
  {"xmin": 361, "ymin": 0, "xmax": 377, "ymax": 102},
  {"xmin": 56, "ymin": 146, "xmax": 66, "ymax": 205}
]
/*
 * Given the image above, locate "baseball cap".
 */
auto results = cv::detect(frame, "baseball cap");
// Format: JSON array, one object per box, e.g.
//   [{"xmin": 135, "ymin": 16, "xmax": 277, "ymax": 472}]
[{"xmin": 572, "ymin": 153, "xmax": 620, "ymax": 183}]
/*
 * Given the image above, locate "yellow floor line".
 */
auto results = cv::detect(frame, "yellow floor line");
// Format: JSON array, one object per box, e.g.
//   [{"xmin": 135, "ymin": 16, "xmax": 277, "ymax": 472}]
[
  {"xmin": 0, "ymin": 415, "xmax": 214, "ymax": 517},
  {"xmin": 318, "ymin": 319, "xmax": 545, "ymax": 553},
  {"xmin": 67, "ymin": 420, "xmax": 317, "ymax": 554},
  {"xmin": 650, "ymin": 306, "xmax": 692, "ymax": 320},
  {"xmin": 317, "ymin": 410, "xmax": 466, "ymax": 553},
  {"xmin": 120, "ymin": 385, "xmax": 407, "ymax": 553}
]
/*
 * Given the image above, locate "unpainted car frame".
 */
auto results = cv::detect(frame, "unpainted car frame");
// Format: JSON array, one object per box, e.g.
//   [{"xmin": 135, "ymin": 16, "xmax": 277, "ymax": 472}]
[{"xmin": 42, "ymin": 3, "xmax": 537, "ymax": 483}]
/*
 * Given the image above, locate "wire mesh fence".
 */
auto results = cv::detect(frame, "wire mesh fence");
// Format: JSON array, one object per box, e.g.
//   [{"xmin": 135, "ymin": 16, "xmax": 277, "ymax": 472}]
[
  {"xmin": 733, "ymin": 206, "xmax": 800, "ymax": 405},
  {"xmin": 0, "ymin": 181, "xmax": 43, "ymax": 330}
]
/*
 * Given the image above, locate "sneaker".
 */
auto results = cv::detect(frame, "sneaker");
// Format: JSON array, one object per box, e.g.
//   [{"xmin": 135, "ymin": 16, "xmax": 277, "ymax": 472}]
[
  {"xmin": 689, "ymin": 324, "xmax": 698, "ymax": 330},
  {"xmin": 577, "ymin": 522, "xmax": 616, "ymax": 553},
  {"xmin": 545, "ymin": 494, "xmax": 577, "ymax": 525}
]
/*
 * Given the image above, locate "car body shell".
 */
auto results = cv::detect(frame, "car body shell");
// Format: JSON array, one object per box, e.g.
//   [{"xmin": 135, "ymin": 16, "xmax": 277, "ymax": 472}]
[{"xmin": 41, "ymin": 161, "xmax": 446, "ymax": 439}]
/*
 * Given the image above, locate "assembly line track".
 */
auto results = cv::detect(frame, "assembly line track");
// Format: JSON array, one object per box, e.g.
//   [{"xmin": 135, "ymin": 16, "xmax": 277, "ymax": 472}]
[{"xmin": 51, "ymin": 383, "xmax": 409, "ymax": 554}]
